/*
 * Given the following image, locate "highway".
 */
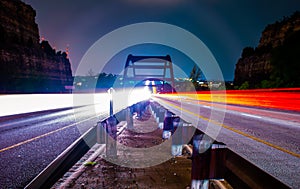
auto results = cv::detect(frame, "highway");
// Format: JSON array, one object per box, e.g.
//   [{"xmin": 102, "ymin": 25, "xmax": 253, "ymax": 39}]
[
  {"xmin": 0, "ymin": 90, "xmax": 299, "ymax": 188},
  {"xmin": 0, "ymin": 105, "xmax": 107, "ymax": 188},
  {"xmin": 153, "ymin": 95, "xmax": 300, "ymax": 188}
]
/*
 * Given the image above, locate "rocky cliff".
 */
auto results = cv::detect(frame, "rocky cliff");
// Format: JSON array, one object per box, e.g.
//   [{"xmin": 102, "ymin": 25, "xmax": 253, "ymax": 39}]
[
  {"xmin": 234, "ymin": 12, "xmax": 300, "ymax": 88},
  {"xmin": 0, "ymin": 0, "xmax": 73, "ymax": 93}
]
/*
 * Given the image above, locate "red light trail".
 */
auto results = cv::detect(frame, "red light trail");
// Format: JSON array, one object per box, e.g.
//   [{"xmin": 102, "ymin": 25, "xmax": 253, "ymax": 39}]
[{"xmin": 160, "ymin": 88, "xmax": 300, "ymax": 112}]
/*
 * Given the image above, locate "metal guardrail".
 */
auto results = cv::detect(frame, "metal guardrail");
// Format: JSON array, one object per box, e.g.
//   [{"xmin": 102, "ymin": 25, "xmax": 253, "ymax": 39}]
[
  {"xmin": 224, "ymin": 149, "xmax": 290, "ymax": 189},
  {"xmin": 151, "ymin": 101, "xmax": 291, "ymax": 189}
]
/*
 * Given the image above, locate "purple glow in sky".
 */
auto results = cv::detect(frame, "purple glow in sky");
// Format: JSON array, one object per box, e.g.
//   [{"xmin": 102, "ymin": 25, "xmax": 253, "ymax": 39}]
[{"xmin": 25, "ymin": 0, "xmax": 300, "ymax": 80}]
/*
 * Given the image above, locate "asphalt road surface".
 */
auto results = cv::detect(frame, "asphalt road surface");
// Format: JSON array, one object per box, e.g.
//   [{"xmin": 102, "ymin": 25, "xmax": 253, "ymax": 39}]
[
  {"xmin": 153, "ymin": 96, "xmax": 300, "ymax": 188},
  {"xmin": 0, "ymin": 105, "xmax": 107, "ymax": 188}
]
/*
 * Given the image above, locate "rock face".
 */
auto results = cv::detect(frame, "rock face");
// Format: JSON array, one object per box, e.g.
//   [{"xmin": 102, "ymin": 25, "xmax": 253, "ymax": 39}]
[
  {"xmin": 0, "ymin": 0, "xmax": 73, "ymax": 93},
  {"xmin": 234, "ymin": 12, "xmax": 300, "ymax": 88}
]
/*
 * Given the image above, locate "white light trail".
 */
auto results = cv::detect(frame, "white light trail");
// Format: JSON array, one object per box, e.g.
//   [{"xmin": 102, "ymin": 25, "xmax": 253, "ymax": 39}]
[
  {"xmin": 241, "ymin": 113, "xmax": 262, "ymax": 119},
  {"xmin": 0, "ymin": 93, "xmax": 110, "ymax": 117}
]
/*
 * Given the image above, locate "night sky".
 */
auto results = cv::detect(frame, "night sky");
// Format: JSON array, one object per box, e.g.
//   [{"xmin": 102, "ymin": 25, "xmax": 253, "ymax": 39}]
[{"xmin": 25, "ymin": 0, "xmax": 300, "ymax": 80}]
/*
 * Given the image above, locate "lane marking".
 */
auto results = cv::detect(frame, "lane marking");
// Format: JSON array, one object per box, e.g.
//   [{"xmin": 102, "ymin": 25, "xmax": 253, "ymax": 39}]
[
  {"xmin": 0, "ymin": 114, "xmax": 103, "ymax": 153},
  {"xmin": 241, "ymin": 113, "xmax": 262, "ymax": 119},
  {"xmin": 157, "ymin": 98, "xmax": 300, "ymax": 159}
]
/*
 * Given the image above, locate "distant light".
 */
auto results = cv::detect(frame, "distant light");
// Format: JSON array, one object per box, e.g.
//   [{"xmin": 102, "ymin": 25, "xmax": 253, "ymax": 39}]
[
  {"xmin": 128, "ymin": 87, "xmax": 151, "ymax": 105},
  {"xmin": 145, "ymin": 80, "xmax": 151, "ymax": 86}
]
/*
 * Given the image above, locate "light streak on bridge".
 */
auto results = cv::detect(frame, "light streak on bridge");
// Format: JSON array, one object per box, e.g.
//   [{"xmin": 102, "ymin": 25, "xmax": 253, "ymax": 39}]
[
  {"xmin": 0, "ymin": 87, "xmax": 152, "ymax": 118},
  {"xmin": 159, "ymin": 88, "xmax": 300, "ymax": 112}
]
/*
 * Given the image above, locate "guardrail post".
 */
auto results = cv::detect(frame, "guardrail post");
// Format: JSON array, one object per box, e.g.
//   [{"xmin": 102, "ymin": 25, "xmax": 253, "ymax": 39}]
[
  {"xmin": 106, "ymin": 88, "xmax": 117, "ymax": 157},
  {"xmin": 150, "ymin": 103, "xmax": 165, "ymax": 129},
  {"xmin": 158, "ymin": 109, "xmax": 165, "ymax": 123},
  {"xmin": 96, "ymin": 120, "xmax": 106, "ymax": 144},
  {"xmin": 135, "ymin": 102, "xmax": 142, "ymax": 118},
  {"xmin": 107, "ymin": 87, "xmax": 115, "ymax": 116},
  {"xmin": 162, "ymin": 110, "xmax": 174, "ymax": 139},
  {"xmin": 171, "ymin": 116, "xmax": 182, "ymax": 156},
  {"xmin": 191, "ymin": 131, "xmax": 212, "ymax": 189},
  {"xmin": 191, "ymin": 130, "xmax": 227, "ymax": 189},
  {"xmin": 209, "ymin": 142, "xmax": 226, "ymax": 179},
  {"xmin": 106, "ymin": 116, "xmax": 117, "ymax": 157},
  {"xmin": 126, "ymin": 106, "xmax": 134, "ymax": 130}
]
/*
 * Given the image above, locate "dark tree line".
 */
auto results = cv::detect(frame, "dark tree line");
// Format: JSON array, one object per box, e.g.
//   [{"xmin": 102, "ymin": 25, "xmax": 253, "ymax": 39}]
[{"xmin": 74, "ymin": 72, "xmax": 118, "ymax": 91}]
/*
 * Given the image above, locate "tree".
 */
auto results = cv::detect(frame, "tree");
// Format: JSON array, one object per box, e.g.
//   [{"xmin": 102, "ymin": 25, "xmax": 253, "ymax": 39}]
[
  {"xmin": 189, "ymin": 65, "xmax": 203, "ymax": 91},
  {"xmin": 189, "ymin": 65, "xmax": 201, "ymax": 82},
  {"xmin": 239, "ymin": 81, "xmax": 249, "ymax": 89},
  {"xmin": 87, "ymin": 69, "xmax": 95, "ymax": 76}
]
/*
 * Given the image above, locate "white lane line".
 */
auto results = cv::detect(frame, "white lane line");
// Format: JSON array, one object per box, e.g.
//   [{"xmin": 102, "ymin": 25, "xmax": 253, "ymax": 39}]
[
  {"xmin": 241, "ymin": 113, "xmax": 262, "ymax": 119},
  {"xmin": 203, "ymin": 105, "xmax": 210, "ymax": 108}
]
